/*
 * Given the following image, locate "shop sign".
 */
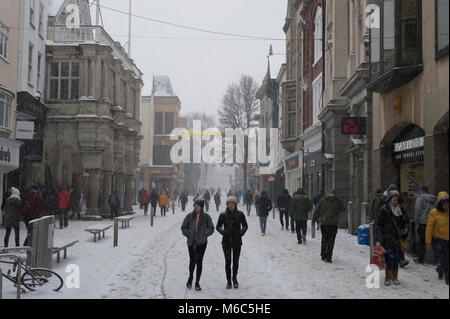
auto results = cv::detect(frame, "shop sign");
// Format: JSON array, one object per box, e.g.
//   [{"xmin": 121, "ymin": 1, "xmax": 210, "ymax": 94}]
[
  {"xmin": 341, "ymin": 117, "xmax": 367, "ymax": 135},
  {"xmin": 0, "ymin": 137, "xmax": 22, "ymax": 170},
  {"xmin": 393, "ymin": 136, "xmax": 424, "ymax": 163},
  {"xmin": 285, "ymin": 154, "xmax": 299, "ymax": 171},
  {"xmin": 267, "ymin": 174, "xmax": 276, "ymax": 182},
  {"xmin": 16, "ymin": 121, "xmax": 35, "ymax": 140}
]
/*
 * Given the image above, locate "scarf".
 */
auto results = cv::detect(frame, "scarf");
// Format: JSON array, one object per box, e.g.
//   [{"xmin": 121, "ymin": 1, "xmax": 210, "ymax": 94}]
[{"xmin": 390, "ymin": 205, "xmax": 402, "ymax": 217}]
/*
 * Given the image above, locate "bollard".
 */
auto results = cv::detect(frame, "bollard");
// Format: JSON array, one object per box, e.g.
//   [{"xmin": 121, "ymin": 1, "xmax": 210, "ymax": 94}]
[
  {"xmin": 113, "ymin": 218, "xmax": 118, "ymax": 247},
  {"xmin": 369, "ymin": 222, "xmax": 374, "ymax": 264},
  {"xmin": 16, "ymin": 258, "xmax": 21, "ymax": 299},
  {"xmin": 150, "ymin": 207, "xmax": 154, "ymax": 227}
]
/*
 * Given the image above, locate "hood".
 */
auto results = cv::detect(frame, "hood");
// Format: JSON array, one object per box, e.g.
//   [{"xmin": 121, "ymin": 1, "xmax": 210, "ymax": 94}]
[
  {"xmin": 421, "ymin": 193, "xmax": 437, "ymax": 204},
  {"xmin": 8, "ymin": 187, "xmax": 21, "ymax": 200},
  {"xmin": 282, "ymin": 189, "xmax": 289, "ymax": 195},
  {"xmin": 436, "ymin": 192, "xmax": 449, "ymax": 208},
  {"xmin": 387, "ymin": 184, "xmax": 399, "ymax": 192}
]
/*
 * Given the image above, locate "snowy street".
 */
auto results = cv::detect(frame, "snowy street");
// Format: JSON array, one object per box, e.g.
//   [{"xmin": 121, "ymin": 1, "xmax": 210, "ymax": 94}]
[{"xmin": 0, "ymin": 197, "xmax": 448, "ymax": 299}]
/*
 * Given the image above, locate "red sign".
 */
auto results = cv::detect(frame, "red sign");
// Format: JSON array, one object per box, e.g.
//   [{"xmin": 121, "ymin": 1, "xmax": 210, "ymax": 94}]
[
  {"xmin": 341, "ymin": 117, "xmax": 366, "ymax": 135},
  {"xmin": 267, "ymin": 174, "xmax": 276, "ymax": 182}
]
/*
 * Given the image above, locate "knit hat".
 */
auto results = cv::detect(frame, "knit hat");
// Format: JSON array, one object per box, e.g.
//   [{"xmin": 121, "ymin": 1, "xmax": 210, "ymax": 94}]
[
  {"xmin": 226, "ymin": 196, "xmax": 238, "ymax": 204},
  {"xmin": 193, "ymin": 199, "xmax": 205, "ymax": 209},
  {"xmin": 388, "ymin": 190, "xmax": 401, "ymax": 201}
]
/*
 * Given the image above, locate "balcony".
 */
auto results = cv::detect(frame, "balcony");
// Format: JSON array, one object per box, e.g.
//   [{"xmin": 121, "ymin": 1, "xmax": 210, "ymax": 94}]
[{"xmin": 50, "ymin": 25, "xmax": 142, "ymax": 79}]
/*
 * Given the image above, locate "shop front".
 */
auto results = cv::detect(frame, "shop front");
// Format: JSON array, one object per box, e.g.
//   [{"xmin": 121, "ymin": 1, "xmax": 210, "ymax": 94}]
[
  {"xmin": 303, "ymin": 152, "xmax": 323, "ymax": 200},
  {"xmin": 284, "ymin": 151, "xmax": 302, "ymax": 196},
  {"xmin": 1, "ymin": 137, "xmax": 22, "ymax": 212}
]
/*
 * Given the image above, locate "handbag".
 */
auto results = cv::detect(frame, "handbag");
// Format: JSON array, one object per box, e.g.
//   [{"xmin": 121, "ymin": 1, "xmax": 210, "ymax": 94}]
[
  {"xmin": 371, "ymin": 244, "xmax": 387, "ymax": 270},
  {"xmin": 390, "ymin": 213, "xmax": 409, "ymax": 252}
]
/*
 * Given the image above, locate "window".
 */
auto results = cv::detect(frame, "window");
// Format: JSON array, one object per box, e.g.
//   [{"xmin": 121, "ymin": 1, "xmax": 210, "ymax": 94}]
[
  {"xmin": 314, "ymin": 6, "xmax": 323, "ymax": 64},
  {"xmin": 436, "ymin": 0, "xmax": 449, "ymax": 59},
  {"xmin": 154, "ymin": 112, "xmax": 163, "ymax": 134},
  {"xmin": 0, "ymin": 23, "xmax": 8, "ymax": 59},
  {"xmin": 49, "ymin": 61, "xmax": 80, "ymax": 100},
  {"xmin": 164, "ymin": 112, "xmax": 174, "ymax": 134},
  {"xmin": 37, "ymin": 52, "xmax": 42, "ymax": 91},
  {"xmin": 28, "ymin": 44, "xmax": 33, "ymax": 84},
  {"xmin": 0, "ymin": 92, "xmax": 12, "ymax": 128},
  {"xmin": 312, "ymin": 75, "xmax": 323, "ymax": 125},
  {"xmin": 368, "ymin": 0, "xmax": 422, "ymax": 93},
  {"xmin": 38, "ymin": 2, "xmax": 44, "ymax": 36},
  {"xmin": 29, "ymin": 0, "xmax": 35, "ymax": 28},
  {"xmin": 287, "ymin": 101, "xmax": 296, "ymax": 137},
  {"xmin": 153, "ymin": 145, "xmax": 172, "ymax": 165}
]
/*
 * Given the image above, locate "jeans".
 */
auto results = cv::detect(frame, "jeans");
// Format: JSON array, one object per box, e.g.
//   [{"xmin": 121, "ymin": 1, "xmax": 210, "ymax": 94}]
[
  {"xmin": 385, "ymin": 248, "xmax": 401, "ymax": 270},
  {"xmin": 151, "ymin": 205, "xmax": 157, "ymax": 216},
  {"xmin": 320, "ymin": 225, "xmax": 338, "ymax": 261},
  {"xmin": 295, "ymin": 220, "xmax": 307, "ymax": 243},
  {"xmin": 222, "ymin": 244, "xmax": 242, "ymax": 280},
  {"xmin": 143, "ymin": 204, "xmax": 149, "ymax": 215},
  {"xmin": 432, "ymin": 237, "xmax": 449, "ymax": 274},
  {"xmin": 259, "ymin": 216, "xmax": 268, "ymax": 234},
  {"xmin": 279, "ymin": 209, "xmax": 289, "ymax": 229},
  {"xmin": 417, "ymin": 224, "xmax": 427, "ymax": 262},
  {"xmin": 181, "ymin": 203, "xmax": 186, "ymax": 212},
  {"xmin": 188, "ymin": 243, "xmax": 207, "ymax": 283},
  {"xmin": 161, "ymin": 206, "xmax": 166, "ymax": 216},
  {"xmin": 216, "ymin": 203, "xmax": 220, "ymax": 212},
  {"xmin": 246, "ymin": 203, "xmax": 252, "ymax": 215},
  {"xmin": 59, "ymin": 208, "xmax": 68, "ymax": 228},
  {"xmin": 4, "ymin": 226, "xmax": 20, "ymax": 247}
]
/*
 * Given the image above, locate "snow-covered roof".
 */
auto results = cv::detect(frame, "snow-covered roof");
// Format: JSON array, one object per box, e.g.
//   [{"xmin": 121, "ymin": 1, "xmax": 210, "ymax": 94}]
[
  {"xmin": 153, "ymin": 76, "xmax": 176, "ymax": 97},
  {"xmin": 48, "ymin": 0, "xmax": 64, "ymax": 17}
]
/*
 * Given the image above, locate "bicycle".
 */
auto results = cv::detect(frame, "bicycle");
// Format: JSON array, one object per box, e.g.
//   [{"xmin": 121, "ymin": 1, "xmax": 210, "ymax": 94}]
[{"xmin": 0, "ymin": 249, "xmax": 64, "ymax": 292}]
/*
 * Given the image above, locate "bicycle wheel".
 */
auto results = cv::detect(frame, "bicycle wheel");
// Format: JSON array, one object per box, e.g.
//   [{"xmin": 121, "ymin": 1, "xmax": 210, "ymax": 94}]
[{"xmin": 21, "ymin": 268, "xmax": 64, "ymax": 291}]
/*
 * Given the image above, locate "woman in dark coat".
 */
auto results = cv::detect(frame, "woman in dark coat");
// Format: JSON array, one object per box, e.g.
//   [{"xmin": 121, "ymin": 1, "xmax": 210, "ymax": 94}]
[
  {"xmin": 21, "ymin": 185, "xmax": 46, "ymax": 246},
  {"xmin": 376, "ymin": 190, "xmax": 408, "ymax": 286},
  {"xmin": 4, "ymin": 187, "xmax": 22, "ymax": 247},
  {"xmin": 181, "ymin": 199, "xmax": 214, "ymax": 291}
]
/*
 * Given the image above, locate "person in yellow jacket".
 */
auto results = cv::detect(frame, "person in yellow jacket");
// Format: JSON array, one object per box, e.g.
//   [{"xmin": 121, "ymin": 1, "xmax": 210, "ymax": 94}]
[
  {"xmin": 425, "ymin": 191, "xmax": 449, "ymax": 285},
  {"xmin": 159, "ymin": 189, "xmax": 170, "ymax": 217}
]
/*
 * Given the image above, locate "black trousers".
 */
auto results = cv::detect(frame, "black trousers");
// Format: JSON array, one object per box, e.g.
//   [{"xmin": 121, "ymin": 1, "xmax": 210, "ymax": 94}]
[
  {"xmin": 4, "ymin": 226, "xmax": 20, "ymax": 247},
  {"xmin": 181, "ymin": 202, "xmax": 186, "ymax": 212},
  {"xmin": 279, "ymin": 209, "xmax": 289, "ymax": 229},
  {"xmin": 70, "ymin": 205, "xmax": 81, "ymax": 219},
  {"xmin": 161, "ymin": 206, "xmax": 166, "ymax": 216},
  {"xmin": 320, "ymin": 225, "xmax": 338, "ymax": 261},
  {"xmin": 295, "ymin": 220, "xmax": 307, "ymax": 243},
  {"xmin": 215, "ymin": 203, "xmax": 220, "ymax": 211},
  {"xmin": 188, "ymin": 243, "xmax": 207, "ymax": 282},
  {"xmin": 59, "ymin": 208, "xmax": 69, "ymax": 228},
  {"xmin": 143, "ymin": 204, "xmax": 149, "ymax": 215},
  {"xmin": 222, "ymin": 244, "xmax": 242, "ymax": 280},
  {"xmin": 246, "ymin": 203, "xmax": 252, "ymax": 215}
]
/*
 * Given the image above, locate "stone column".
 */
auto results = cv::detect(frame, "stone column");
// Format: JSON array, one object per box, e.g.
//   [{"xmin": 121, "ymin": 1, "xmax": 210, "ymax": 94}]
[
  {"xmin": 102, "ymin": 170, "xmax": 112, "ymax": 214},
  {"xmin": 116, "ymin": 173, "xmax": 125, "ymax": 212},
  {"xmin": 86, "ymin": 169, "xmax": 101, "ymax": 216},
  {"xmin": 125, "ymin": 174, "xmax": 133, "ymax": 211}
]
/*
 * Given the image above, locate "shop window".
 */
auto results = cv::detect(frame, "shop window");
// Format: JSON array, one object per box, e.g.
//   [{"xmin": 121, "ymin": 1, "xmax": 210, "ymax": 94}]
[
  {"xmin": 314, "ymin": 6, "xmax": 323, "ymax": 65},
  {"xmin": 48, "ymin": 61, "xmax": 80, "ymax": 100},
  {"xmin": 435, "ymin": 0, "xmax": 449, "ymax": 59},
  {"xmin": 368, "ymin": 0, "xmax": 422, "ymax": 93}
]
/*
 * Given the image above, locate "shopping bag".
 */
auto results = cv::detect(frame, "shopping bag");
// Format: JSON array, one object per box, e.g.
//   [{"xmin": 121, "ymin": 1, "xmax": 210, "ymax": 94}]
[{"xmin": 370, "ymin": 244, "xmax": 387, "ymax": 270}]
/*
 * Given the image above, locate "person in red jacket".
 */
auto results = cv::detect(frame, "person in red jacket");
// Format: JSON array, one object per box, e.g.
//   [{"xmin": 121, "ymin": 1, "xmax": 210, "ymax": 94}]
[
  {"xmin": 58, "ymin": 185, "xmax": 71, "ymax": 229},
  {"xmin": 21, "ymin": 185, "xmax": 46, "ymax": 246},
  {"xmin": 141, "ymin": 189, "xmax": 150, "ymax": 216}
]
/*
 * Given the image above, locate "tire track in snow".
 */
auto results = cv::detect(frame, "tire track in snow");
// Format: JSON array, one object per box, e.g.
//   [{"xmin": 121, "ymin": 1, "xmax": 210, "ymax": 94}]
[{"xmin": 160, "ymin": 238, "xmax": 179, "ymax": 299}]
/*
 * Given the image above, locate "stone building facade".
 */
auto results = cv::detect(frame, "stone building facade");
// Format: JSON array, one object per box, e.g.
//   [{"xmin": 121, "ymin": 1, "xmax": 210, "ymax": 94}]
[
  {"xmin": 42, "ymin": 1, "xmax": 143, "ymax": 217},
  {"xmin": 369, "ymin": 0, "xmax": 449, "ymax": 218}
]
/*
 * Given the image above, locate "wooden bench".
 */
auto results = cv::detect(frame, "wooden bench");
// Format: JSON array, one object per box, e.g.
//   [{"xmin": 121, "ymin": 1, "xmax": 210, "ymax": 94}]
[
  {"xmin": 85, "ymin": 224, "xmax": 113, "ymax": 242},
  {"xmin": 53, "ymin": 240, "xmax": 79, "ymax": 263},
  {"xmin": 116, "ymin": 215, "xmax": 135, "ymax": 229}
]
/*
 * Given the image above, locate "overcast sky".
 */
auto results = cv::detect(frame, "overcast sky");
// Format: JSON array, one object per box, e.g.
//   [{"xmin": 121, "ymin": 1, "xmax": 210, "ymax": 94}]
[{"xmin": 94, "ymin": 0, "xmax": 286, "ymax": 119}]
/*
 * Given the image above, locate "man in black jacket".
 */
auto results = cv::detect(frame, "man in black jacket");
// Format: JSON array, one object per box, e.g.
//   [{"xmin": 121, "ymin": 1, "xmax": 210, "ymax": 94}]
[
  {"xmin": 216, "ymin": 196, "xmax": 248, "ymax": 289},
  {"xmin": 277, "ymin": 189, "xmax": 292, "ymax": 231},
  {"xmin": 181, "ymin": 199, "xmax": 215, "ymax": 291},
  {"xmin": 150, "ymin": 189, "xmax": 159, "ymax": 217}
]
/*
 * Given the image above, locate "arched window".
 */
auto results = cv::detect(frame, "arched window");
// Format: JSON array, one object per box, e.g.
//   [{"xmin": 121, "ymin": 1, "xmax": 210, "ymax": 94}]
[{"xmin": 314, "ymin": 6, "xmax": 323, "ymax": 64}]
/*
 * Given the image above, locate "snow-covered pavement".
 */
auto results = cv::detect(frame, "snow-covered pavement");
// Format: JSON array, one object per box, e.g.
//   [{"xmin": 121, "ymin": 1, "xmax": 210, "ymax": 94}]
[{"xmin": 1, "ymin": 197, "xmax": 448, "ymax": 299}]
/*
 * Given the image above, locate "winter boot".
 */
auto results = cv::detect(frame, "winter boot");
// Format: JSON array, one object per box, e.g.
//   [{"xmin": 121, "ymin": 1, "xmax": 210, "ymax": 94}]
[
  {"xmin": 232, "ymin": 276, "xmax": 239, "ymax": 289},
  {"xmin": 445, "ymin": 272, "xmax": 449, "ymax": 285},
  {"xmin": 384, "ymin": 270, "xmax": 392, "ymax": 286},
  {"xmin": 436, "ymin": 265, "xmax": 444, "ymax": 280},
  {"xmin": 226, "ymin": 280, "xmax": 232, "ymax": 289},
  {"xmin": 186, "ymin": 276, "xmax": 193, "ymax": 289},
  {"xmin": 392, "ymin": 270, "xmax": 400, "ymax": 285},
  {"xmin": 195, "ymin": 282, "xmax": 201, "ymax": 291}
]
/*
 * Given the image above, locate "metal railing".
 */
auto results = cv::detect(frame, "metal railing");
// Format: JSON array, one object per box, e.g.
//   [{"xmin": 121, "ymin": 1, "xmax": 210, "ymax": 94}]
[{"xmin": 52, "ymin": 25, "xmax": 141, "ymax": 79}]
